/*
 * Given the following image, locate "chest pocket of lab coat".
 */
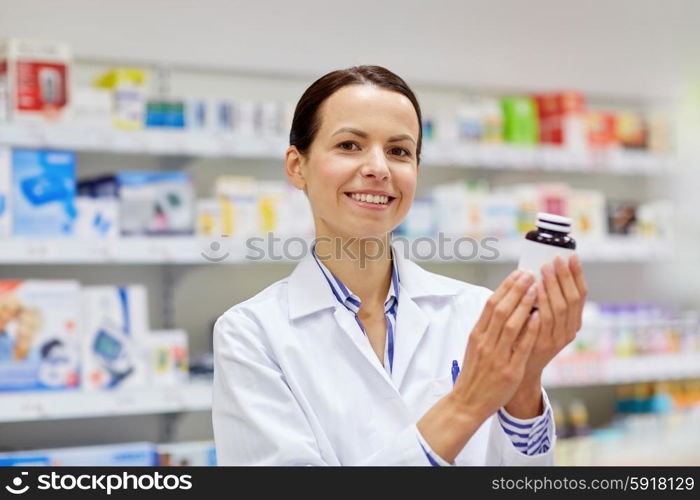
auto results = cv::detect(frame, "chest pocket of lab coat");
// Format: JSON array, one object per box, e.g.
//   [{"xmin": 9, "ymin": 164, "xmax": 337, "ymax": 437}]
[
  {"xmin": 431, "ymin": 375, "xmax": 455, "ymax": 397},
  {"xmin": 430, "ymin": 374, "xmax": 491, "ymax": 465}
]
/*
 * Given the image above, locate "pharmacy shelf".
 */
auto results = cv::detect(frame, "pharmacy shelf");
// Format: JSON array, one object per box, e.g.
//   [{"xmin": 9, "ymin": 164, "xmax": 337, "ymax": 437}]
[
  {"xmin": 0, "ymin": 237, "xmax": 668, "ymax": 264},
  {"xmin": 421, "ymin": 141, "xmax": 669, "ymax": 174},
  {"xmin": 543, "ymin": 352, "xmax": 700, "ymax": 388},
  {"xmin": 0, "ymin": 122, "xmax": 289, "ymax": 159},
  {"xmin": 0, "ymin": 382, "xmax": 212, "ymax": 423},
  {"xmin": 0, "ymin": 237, "xmax": 225, "ymax": 264},
  {"xmin": 555, "ymin": 413, "xmax": 700, "ymax": 466},
  {"xmin": 3, "ymin": 355, "xmax": 697, "ymax": 421},
  {"xmin": 0, "ymin": 122, "xmax": 670, "ymax": 174}
]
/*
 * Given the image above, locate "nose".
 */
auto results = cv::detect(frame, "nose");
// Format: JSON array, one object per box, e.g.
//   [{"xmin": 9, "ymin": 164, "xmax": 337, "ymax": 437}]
[{"xmin": 360, "ymin": 147, "xmax": 390, "ymax": 181}]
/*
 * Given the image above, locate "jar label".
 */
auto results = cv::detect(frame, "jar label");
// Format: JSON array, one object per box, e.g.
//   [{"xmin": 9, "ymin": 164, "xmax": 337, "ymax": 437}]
[{"xmin": 517, "ymin": 239, "xmax": 575, "ymax": 281}]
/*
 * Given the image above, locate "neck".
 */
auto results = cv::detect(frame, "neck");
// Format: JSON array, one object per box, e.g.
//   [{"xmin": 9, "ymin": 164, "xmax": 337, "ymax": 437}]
[{"xmin": 314, "ymin": 233, "xmax": 393, "ymax": 307}]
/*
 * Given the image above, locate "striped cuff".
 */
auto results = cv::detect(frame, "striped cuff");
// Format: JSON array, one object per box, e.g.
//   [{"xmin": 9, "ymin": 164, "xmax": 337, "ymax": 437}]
[
  {"xmin": 497, "ymin": 389, "xmax": 554, "ymax": 456},
  {"xmin": 416, "ymin": 428, "xmax": 453, "ymax": 466}
]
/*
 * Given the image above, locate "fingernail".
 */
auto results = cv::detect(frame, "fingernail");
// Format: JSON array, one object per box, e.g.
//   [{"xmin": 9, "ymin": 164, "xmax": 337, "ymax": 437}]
[
  {"xmin": 526, "ymin": 284, "xmax": 537, "ymax": 297},
  {"xmin": 570, "ymin": 253, "xmax": 580, "ymax": 268},
  {"xmin": 542, "ymin": 263, "xmax": 553, "ymax": 276},
  {"xmin": 519, "ymin": 273, "xmax": 534, "ymax": 287},
  {"xmin": 511, "ymin": 269, "xmax": 522, "ymax": 280},
  {"xmin": 530, "ymin": 310, "xmax": 540, "ymax": 323},
  {"xmin": 554, "ymin": 255, "xmax": 564, "ymax": 267}
]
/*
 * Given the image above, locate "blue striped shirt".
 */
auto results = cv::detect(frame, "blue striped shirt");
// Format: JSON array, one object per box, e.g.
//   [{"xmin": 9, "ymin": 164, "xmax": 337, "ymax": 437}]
[
  {"xmin": 496, "ymin": 401, "xmax": 553, "ymax": 456},
  {"xmin": 312, "ymin": 245, "xmax": 399, "ymax": 374},
  {"xmin": 311, "ymin": 245, "xmax": 552, "ymax": 464}
]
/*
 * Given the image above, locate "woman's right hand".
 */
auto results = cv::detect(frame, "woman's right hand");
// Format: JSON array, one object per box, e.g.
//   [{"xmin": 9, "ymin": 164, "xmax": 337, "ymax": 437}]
[{"xmin": 449, "ymin": 269, "xmax": 541, "ymax": 424}]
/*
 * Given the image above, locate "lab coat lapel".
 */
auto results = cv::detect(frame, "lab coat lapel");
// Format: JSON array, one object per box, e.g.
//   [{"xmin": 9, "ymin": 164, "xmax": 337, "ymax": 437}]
[
  {"xmin": 390, "ymin": 242, "xmax": 462, "ymax": 390},
  {"xmin": 391, "ymin": 290, "xmax": 429, "ymax": 390},
  {"xmin": 332, "ymin": 308, "xmax": 398, "ymax": 394},
  {"xmin": 288, "ymin": 250, "xmax": 398, "ymax": 395}
]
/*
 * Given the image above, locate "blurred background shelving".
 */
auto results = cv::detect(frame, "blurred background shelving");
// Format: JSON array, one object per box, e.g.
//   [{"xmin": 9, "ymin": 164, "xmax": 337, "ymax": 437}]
[
  {"xmin": 0, "ymin": 121, "xmax": 671, "ymax": 174},
  {"xmin": 0, "ymin": 382, "xmax": 212, "ymax": 424},
  {"xmin": 0, "ymin": 236, "xmax": 670, "ymax": 264}
]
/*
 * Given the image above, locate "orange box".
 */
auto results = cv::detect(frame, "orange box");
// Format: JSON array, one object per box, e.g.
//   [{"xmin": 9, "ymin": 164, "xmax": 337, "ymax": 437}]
[{"xmin": 587, "ymin": 111, "xmax": 617, "ymax": 149}]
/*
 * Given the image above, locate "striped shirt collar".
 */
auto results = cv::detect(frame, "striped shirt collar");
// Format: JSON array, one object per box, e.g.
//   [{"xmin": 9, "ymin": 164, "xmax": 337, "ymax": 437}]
[{"xmin": 311, "ymin": 244, "xmax": 400, "ymax": 314}]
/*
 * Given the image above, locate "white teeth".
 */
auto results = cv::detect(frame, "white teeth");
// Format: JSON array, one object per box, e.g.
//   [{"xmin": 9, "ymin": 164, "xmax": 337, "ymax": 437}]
[{"xmin": 349, "ymin": 193, "xmax": 390, "ymax": 205}]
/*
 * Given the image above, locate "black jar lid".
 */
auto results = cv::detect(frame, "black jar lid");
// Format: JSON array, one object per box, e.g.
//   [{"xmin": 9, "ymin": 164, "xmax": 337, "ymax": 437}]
[{"xmin": 536, "ymin": 212, "xmax": 572, "ymax": 233}]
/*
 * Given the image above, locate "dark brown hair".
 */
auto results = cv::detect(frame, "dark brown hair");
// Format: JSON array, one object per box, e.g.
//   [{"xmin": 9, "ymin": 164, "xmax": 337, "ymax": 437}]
[{"xmin": 289, "ymin": 65, "xmax": 423, "ymax": 163}]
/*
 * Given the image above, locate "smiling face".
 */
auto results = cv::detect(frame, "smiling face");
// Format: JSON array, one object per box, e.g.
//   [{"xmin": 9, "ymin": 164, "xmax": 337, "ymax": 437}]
[{"xmin": 286, "ymin": 84, "xmax": 420, "ymax": 240}]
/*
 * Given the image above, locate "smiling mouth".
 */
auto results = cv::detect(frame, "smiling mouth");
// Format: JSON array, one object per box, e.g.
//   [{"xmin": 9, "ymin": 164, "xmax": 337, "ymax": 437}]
[{"xmin": 345, "ymin": 192, "xmax": 396, "ymax": 206}]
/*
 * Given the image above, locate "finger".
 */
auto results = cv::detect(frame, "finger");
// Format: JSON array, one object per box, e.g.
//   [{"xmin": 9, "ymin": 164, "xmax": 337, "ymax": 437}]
[
  {"xmin": 511, "ymin": 310, "xmax": 540, "ymax": 365},
  {"xmin": 495, "ymin": 281, "xmax": 538, "ymax": 357},
  {"xmin": 569, "ymin": 253, "xmax": 588, "ymax": 301},
  {"xmin": 485, "ymin": 271, "xmax": 535, "ymax": 347},
  {"xmin": 542, "ymin": 261, "xmax": 567, "ymax": 329},
  {"xmin": 473, "ymin": 269, "xmax": 522, "ymax": 336},
  {"xmin": 488, "ymin": 277, "xmax": 537, "ymax": 352},
  {"xmin": 536, "ymin": 279, "xmax": 555, "ymax": 340},
  {"xmin": 569, "ymin": 254, "xmax": 588, "ymax": 332},
  {"xmin": 555, "ymin": 255, "xmax": 581, "ymax": 305},
  {"xmin": 554, "ymin": 255, "xmax": 581, "ymax": 333}
]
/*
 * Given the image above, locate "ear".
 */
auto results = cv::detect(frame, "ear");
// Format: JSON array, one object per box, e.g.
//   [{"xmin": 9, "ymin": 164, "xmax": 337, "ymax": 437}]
[{"xmin": 285, "ymin": 146, "xmax": 307, "ymax": 191}]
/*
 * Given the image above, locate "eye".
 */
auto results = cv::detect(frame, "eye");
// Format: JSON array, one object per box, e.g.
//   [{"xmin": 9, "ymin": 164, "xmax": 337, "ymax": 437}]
[
  {"xmin": 389, "ymin": 146, "xmax": 412, "ymax": 158},
  {"xmin": 337, "ymin": 141, "xmax": 359, "ymax": 151}
]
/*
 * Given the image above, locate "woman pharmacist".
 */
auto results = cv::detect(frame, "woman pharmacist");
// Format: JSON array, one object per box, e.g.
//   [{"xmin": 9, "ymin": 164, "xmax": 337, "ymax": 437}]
[{"xmin": 212, "ymin": 66, "xmax": 587, "ymax": 466}]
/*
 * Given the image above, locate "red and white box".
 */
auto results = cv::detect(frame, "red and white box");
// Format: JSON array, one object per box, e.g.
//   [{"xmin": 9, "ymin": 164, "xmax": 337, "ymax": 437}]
[
  {"xmin": 535, "ymin": 91, "xmax": 587, "ymax": 151},
  {"xmin": 0, "ymin": 38, "xmax": 72, "ymax": 122}
]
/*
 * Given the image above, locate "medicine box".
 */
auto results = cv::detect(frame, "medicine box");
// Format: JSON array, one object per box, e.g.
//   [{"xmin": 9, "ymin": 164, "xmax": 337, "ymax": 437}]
[
  {"xmin": 156, "ymin": 441, "xmax": 216, "ymax": 466},
  {"xmin": 501, "ymin": 97, "xmax": 539, "ymax": 145},
  {"xmin": 11, "ymin": 149, "xmax": 76, "ymax": 237},
  {"xmin": 0, "ymin": 38, "xmax": 72, "ymax": 122},
  {"xmin": 144, "ymin": 329, "xmax": 189, "ymax": 386},
  {"xmin": 118, "ymin": 171, "xmax": 195, "ymax": 236},
  {"xmin": 0, "ymin": 147, "xmax": 11, "ymax": 237},
  {"xmin": 0, "ymin": 442, "xmax": 157, "ymax": 466},
  {"xmin": 81, "ymin": 285, "xmax": 149, "ymax": 390},
  {"xmin": 0, "ymin": 280, "xmax": 81, "ymax": 391}
]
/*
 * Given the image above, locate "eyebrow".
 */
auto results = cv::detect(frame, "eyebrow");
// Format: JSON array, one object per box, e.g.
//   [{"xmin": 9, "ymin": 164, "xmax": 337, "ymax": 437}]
[{"xmin": 331, "ymin": 127, "xmax": 416, "ymax": 145}]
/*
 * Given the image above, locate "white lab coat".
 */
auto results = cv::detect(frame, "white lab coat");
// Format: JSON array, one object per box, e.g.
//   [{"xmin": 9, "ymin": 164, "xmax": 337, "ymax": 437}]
[{"xmin": 212, "ymin": 245, "xmax": 555, "ymax": 465}]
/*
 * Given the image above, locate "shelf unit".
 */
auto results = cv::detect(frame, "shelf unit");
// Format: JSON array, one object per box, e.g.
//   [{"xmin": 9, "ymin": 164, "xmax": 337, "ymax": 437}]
[
  {"xmin": 543, "ymin": 352, "xmax": 700, "ymax": 388},
  {"xmin": 0, "ymin": 350, "xmax": 697, "ymax": 426},
  {"xmin": 0, "ymin": 236, "xmax": 669, "ymax": 265},
  {"xmin": 0, "ymin": 382, "xmax": 211, "ymax": 423},
  {"xmin": 0, "ymin": 122, "xmax": 670, "ymax": 174},
  {"xmin": 0, "ymin": 56, "xmax": 681, "ymax": 454}
]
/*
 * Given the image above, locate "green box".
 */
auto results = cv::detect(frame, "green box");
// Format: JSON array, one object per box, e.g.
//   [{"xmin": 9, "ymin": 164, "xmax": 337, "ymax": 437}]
[{"xmin": 501, "ymin": 97, "xmax": 539, "ymax": 145}]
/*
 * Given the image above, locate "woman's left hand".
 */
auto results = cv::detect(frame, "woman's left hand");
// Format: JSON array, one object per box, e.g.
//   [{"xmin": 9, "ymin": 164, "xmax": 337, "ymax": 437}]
[
  {"xmin": 526, "ymin": 252, "xmax": 588, "ymax": 378},
  {"xmin": 504, "ymin": 253, "xmax": 587, "ymax": 417}
]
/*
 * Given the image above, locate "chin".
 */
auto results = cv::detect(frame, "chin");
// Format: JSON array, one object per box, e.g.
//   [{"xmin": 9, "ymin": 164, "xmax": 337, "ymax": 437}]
[{"xmin": 331, "ymin": 223, "xmax": 393, "ymax": 241}]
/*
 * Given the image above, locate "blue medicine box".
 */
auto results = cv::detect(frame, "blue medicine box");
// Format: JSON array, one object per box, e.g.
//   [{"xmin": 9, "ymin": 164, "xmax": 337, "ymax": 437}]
[{"xmin": 12, "ymin": 149, "xmax": 77, "ymax": 237}]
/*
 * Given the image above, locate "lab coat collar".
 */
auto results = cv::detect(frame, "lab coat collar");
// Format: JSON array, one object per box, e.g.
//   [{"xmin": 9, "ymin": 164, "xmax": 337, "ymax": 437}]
[
  {"xmin": 287, "ymin": 249, "xmax": 340, "ymax": 321},
  {"xmin": 287, "ymin": 240, "xmax": 463, "ymax": 321},
  {"xmin": 287, "ymin": 240, "xmax": 465, "ymax": 391},
  {"xmin": 391, "ymin": 243, "xmax": 464, "ymax": 300}
]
